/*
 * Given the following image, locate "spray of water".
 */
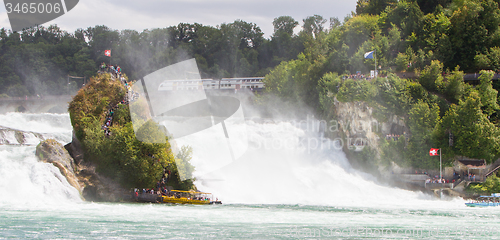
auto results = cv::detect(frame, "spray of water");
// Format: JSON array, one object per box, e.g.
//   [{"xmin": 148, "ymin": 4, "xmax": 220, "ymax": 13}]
[
  {"xmin": 0, "ymin": 112, "xmax": 72, "ymax": 143},
  {"xmin": 185, "ymin": 119, "xmax": 465, "ymax": 208},
  {"xmin": 0, "ymin": 113, "xmax": 81, "ymax": 209},
  {"xmin": 0, "ymin": 112, "xmax": 465, "ymax": 210}
]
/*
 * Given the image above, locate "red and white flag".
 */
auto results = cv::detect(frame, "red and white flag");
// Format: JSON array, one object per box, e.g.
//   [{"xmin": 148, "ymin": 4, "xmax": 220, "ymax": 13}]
[
  {"xmin": 429, "ymin": 148, "xmax": 439, "ymax": 156},
  {"xmin": 104, "ymin": 50, "xmax": 111, "ymax": 57}
]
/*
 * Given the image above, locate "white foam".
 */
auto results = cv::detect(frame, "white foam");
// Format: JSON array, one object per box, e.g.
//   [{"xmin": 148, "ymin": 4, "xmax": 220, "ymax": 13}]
[
  {"xmin": 189, "ymin": 120, "xmax": 465, "ymax": 209},
  {"xmin": 0, "ymin": 113, "xmax": 80, "ymax": 209},
  {"xmin": 2, "ymin": 130, "xmax": 18, "ymax": 144},
  {"xmin": 0, "ymin": 146, "xmax": 82, "ymax": 208},
  {"xmin": 0, "ymin": 112, "xmax": 466, "ymax": 210},
  {"xmin": 0, "ymin": 112, "xmax": 72, "ymax": 143},
  {"xmin": 0, "ymin": 112, "xmax": 72, "ymax": 132},
  {"xmin": 22, "ymin": 132, "xmax": 44, "ymax": 145}
]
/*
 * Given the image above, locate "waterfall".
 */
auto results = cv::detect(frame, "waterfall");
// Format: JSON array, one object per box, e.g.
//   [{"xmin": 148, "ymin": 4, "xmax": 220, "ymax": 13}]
[{"xmin": 0, "ymin": 113, "xmax": 81, "ymax": 207}]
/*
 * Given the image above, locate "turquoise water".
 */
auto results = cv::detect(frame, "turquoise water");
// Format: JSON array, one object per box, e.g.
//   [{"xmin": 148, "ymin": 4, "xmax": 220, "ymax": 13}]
[
  {"xmin": 1, "ymin": 113, "xmax": 499, "ymax": 239},
  {"xmin": 1, "ymin": 203, "xmax": 499, "ymax": 239}
]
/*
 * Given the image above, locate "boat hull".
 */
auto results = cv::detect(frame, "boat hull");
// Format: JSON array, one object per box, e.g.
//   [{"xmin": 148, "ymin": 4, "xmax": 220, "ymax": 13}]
[
  {"xmin": 162, "ymin": 196, "xmax": 210, "ymax": 205},
  {"xmin": 465, "ymin": 202, "xmax": 500, "ymax": 207},
  {"xmin": 465, "ymin": 193, "xmax": 500, "ymax": 207}
]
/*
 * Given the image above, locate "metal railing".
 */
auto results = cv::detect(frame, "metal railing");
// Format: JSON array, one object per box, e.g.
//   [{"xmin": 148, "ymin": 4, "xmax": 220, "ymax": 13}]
[{"xmin": 485, "ymin": 165, "xmax": 500, "ymax": 178}]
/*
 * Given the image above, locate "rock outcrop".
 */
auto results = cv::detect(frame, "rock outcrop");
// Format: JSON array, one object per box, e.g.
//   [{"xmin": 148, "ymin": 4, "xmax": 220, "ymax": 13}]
[
  {"xmin": 35, "ymin": 139, "xmax": 81, "ymax": 193},
  {"xmin": 1, "ymin": 126, "xmax": 45, "ymax": 145},
  {"xmin": 332, "ymin": 98, "xmax": 411, "ymax": 179},
  {"xmin": 36, "ymin": 137, "xmax": 132, "ymax": 202},
  {"xmin": 333, "ymin": 98, "xmax": 407, "ymax": 152},
  {"xmin": 64, "ymin": 133, "xmax": 131, "ymax": 202}
]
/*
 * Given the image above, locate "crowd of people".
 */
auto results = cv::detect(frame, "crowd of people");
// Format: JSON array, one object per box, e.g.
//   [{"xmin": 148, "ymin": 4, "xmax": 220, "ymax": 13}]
[
  {"xmin": 421, "ymin": 170, "xmax": 480, "ymax": 184},
  {"xmin": 100, "ymin": 62, "xmax": 122, "ymax": 78},
  {"xmin": 101, "ymin": 108, "xmax": 114, "ymax": 136},
  {"xmin": 98, "ymin": 63, "xmax": 141, "ymax": 137},
  {"xmin": 343, "ymin": 73, "xmax": 372, "ymax": 80},
  {"xmin": 466, "ymin": 173, "xmax": 477, "ymax": 181},
  {"xmin": 385, "ymin": 134, "xmax": 400, "ymax": 141},
  {"xmin": 425, "ymin": 178, "xmax": 451, "ymax": 184}
]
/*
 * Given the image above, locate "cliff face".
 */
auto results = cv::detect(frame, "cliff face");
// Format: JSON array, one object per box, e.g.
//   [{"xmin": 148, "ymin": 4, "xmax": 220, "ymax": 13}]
[
  {"xmin": 333, "ymin": 98, "xmax": 407, "ymax": 152},
  {"xmin": 330, "ymin": 97, "xmax": 412, "ymax": 179}
]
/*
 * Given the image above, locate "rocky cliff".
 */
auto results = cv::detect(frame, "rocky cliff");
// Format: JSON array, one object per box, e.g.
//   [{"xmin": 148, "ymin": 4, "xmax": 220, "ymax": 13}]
[
  {"xmin": 330, "ymin": 97, "xmax": 416, "ymax": 180},
  {"xmin": 36, "ymin": 137, "xmax": 132, "ymax": 202},
  {"xmin": 333, "ymin": 98, "xmax": 407, "ymax": 154},
  {"xmin": 36, "ymin": 139, "xmax": 81, "ymax": 193}
]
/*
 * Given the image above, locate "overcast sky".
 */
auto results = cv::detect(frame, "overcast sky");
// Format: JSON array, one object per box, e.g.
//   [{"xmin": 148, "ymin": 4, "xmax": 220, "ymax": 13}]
[{"xmin": 0, "ymin": 0, "xmax": 358, "ymax": 38}]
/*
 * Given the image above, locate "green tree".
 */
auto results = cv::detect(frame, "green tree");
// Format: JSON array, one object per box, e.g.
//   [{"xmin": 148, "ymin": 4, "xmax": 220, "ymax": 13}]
[
  {"xmin": 266, "ymin": 16, "xmax": 304, "ymax": 68},
  {"xmin": 475, "ymin": 46, "xmax": 500, "ymax": 72},
  {"xmin": 418, "ymin": 60, "xmax": 444, "ymax": 92},
  {"xmin": 337, "ymin": 78, "xmax": 377, "ymax": 102},
  {"xmin": 341, "ymin": 14, "xmax": 380, "ymax": 57},
  {"xmin": 382, "ymin": 0, "xmax": 424, "ymax": 41},
  {"xmin": 356, "ymin": 0, "xmax": 398, "ymax": 15},
  {"xmin": 373, "ymin": 73, "xmax": 411, "ymax": 116},
  {"xmin": 406, "ymin": 100, "xmax": 441, "ymax": 168},
  {"xmin": 416, "ymin": 0, "xmax": 452, "ymax": 14},
  {"xmin": 478, "ymin": 70, "xmax": 500, "ymax": 115},
  {"xmin": 408, "ymin": 100, "xmax": 440, "ymax": 142},
  {"xmin": 447, "ymin": 0, "xmax": 500, "ymax": 71},
  {"xmin": 441, "ymin": 66, "xmax": 465, "ymax": 104},
  {"xmin": 318, "ymin": 72, "xmax": 342, "ymax": 115},
  {"xmin": 302, "ymin": 15, "xmax": 327, "ymax": 38},
  {"xmin": 273, "ymin": 16, "xmax": 299, "ymax": 36},
  {"xmin": 438, "ymin": 92, "xmax": 500, "ymax": 162},
  {"xmin": 417, "ymin": 12, "xmax": 452, "ymax": 63}
]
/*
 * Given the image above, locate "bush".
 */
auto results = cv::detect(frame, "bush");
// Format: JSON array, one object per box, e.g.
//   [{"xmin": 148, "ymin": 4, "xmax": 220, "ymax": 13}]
[
  {"xmin": 469, "ymin": 176, "xmax": 500, "ymax": 194},
  {"xmin": 337, "ymin": 78, "xmax": 377, "ymax": 102}
]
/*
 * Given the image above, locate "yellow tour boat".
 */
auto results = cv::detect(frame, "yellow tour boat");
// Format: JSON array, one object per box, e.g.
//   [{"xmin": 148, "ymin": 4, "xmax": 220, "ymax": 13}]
[{"xmin": 162, "ymin": 190, "xmax": 222, "ymax": 205}]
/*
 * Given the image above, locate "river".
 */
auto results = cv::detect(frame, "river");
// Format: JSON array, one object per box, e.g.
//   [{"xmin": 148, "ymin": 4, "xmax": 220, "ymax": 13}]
[{"xmin": 0, "ymin": 112, "xmax": 498, "ymax": 239}]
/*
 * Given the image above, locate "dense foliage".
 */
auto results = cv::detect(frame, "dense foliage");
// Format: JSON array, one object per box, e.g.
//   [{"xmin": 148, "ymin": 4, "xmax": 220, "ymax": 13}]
[
  {"xmin": 5, "ymin": 0, "xmax": 499, "ymax": 98},
  {"xmin": 316, "ymin": 69, "xmax": 499, "ymax": 169},
  {"xmin": 68, "ymin": 74, "xmax": 194, "ymax": 190},
  {"xmin": 0, "ymin": 18, "xmax": 308, "ymax": 97},
  {"xmin": 263, "ymin": 0, "xmax": 500, "ymax": 170}
]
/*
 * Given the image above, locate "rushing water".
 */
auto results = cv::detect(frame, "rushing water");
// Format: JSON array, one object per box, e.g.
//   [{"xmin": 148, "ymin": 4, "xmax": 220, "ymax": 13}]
[{"xmin": 1, "ymin": 113, "xmax": 499, "ymax": 239}]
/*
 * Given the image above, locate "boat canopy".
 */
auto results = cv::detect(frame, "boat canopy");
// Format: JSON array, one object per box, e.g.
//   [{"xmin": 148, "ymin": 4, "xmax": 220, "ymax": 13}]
[{"xmin": 170, "ymin": 190, "xmax": 212, "ymax": 194}]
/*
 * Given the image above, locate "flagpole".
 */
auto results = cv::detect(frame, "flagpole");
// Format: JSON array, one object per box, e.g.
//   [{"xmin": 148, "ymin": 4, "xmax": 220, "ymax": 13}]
[
  {"xmin": 374, "ymin": 49, "xmax": 377, "ymax": 78},
  {"xmin": 439, "ymin": 148, "xmax": 442, "ymax": 181}
]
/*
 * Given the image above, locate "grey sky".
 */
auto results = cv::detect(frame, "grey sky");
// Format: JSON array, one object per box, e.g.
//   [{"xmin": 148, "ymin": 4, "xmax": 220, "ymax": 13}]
[{"xmin": 0, "ymin": 0, "xmax": 358, "ymax": 38}]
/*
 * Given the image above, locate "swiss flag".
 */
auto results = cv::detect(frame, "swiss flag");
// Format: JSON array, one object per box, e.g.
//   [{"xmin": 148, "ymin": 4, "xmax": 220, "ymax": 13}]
[
  {"xmin": 429, "ymin": 148, "xmax": 439, "ymax": 156},
  {"xmin": 104, "ymin": 50, "xmax": 111, "ymax": 57}
]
